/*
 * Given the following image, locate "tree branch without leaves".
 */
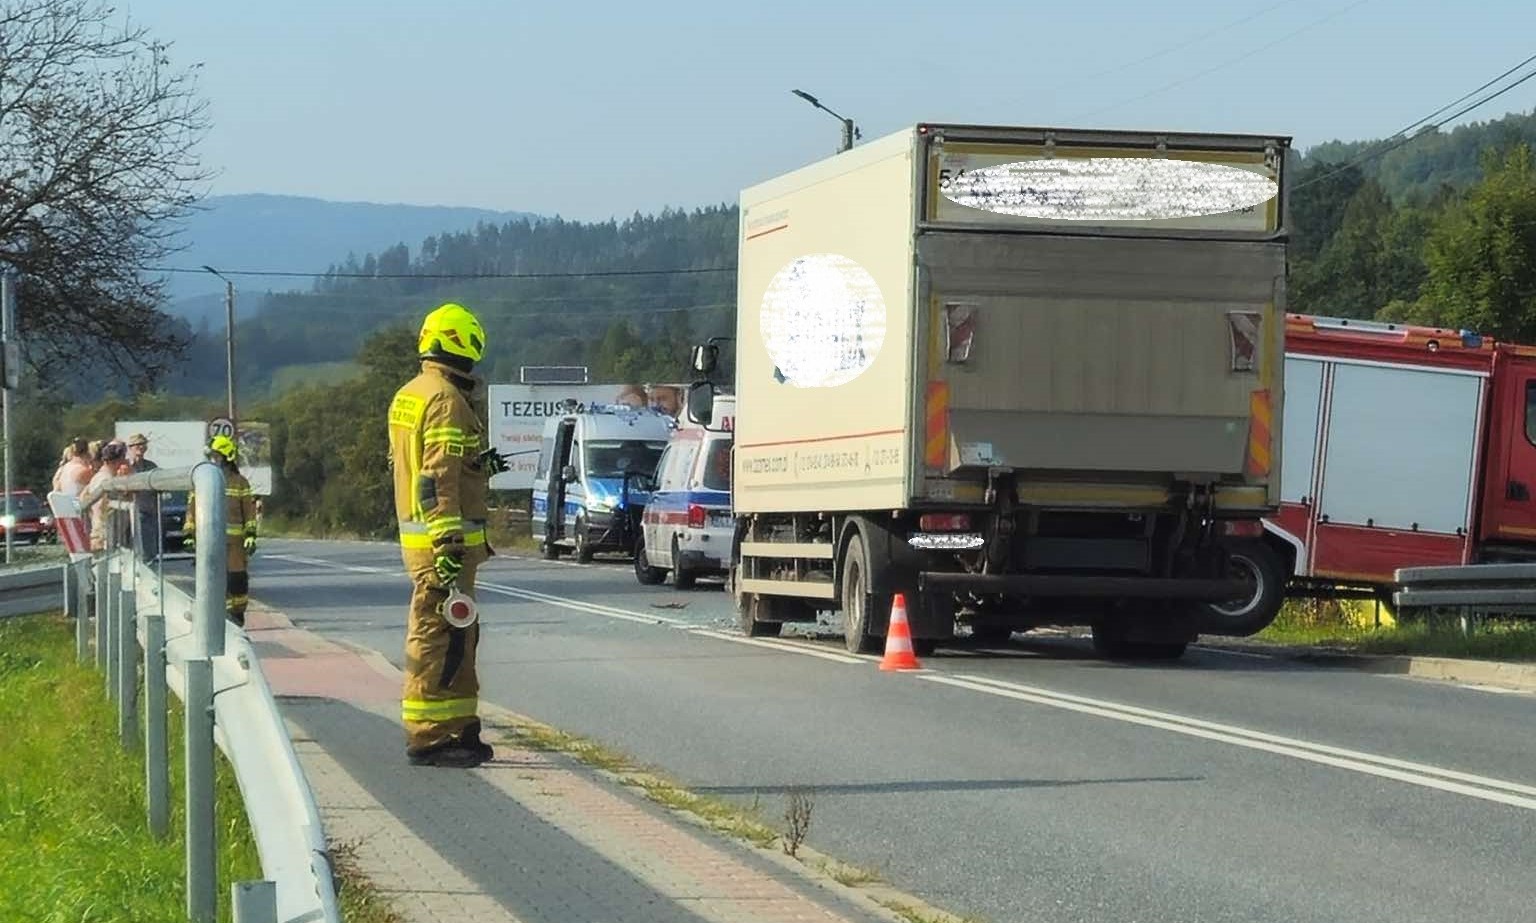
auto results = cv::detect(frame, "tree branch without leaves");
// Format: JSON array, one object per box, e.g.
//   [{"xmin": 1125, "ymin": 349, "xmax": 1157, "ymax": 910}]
[{"xmin": 0, "ymin": 0, "xmax": 212, "ymax": 390}]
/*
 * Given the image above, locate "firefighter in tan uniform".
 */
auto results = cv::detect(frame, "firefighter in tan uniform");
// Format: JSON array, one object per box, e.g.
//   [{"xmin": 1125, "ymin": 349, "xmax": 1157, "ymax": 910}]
[
  {"xmin": 184, "ymin": 435, "xmax": 259, "ymax": 626},
  {"xmin": 389, "ymin": 302, "xmax": 508, "ymax": 768}
]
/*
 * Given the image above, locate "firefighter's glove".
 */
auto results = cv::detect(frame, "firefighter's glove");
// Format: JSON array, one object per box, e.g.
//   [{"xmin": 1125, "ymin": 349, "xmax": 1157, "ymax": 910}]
[
  {"xmin": 477, "ymin": 447, "xmax": 511, "ymax": 477},
  {"xmin": 184, "ymin": 533, "xmax": 195, "ymax": 552},
  {"xmin": 431, "ymin": 534, "xmax": 466, "ymax": 586},
  {"xmin": 433, "ymin": 550, "xmax": 464, "ymax": 586},
  {"xmin": 243, "ymin": 535, "xmax": 257, "ymax": 556}
]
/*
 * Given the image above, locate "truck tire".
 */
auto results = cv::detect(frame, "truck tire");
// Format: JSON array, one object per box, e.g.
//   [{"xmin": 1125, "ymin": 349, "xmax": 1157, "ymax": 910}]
[
  {"xmin": 1198, "ymin": 539, "xmax": 1284, "ymax": 636},
  {"xmin": 839, "ymin": 532, "xmax": 882, "ymax": 655},
  {"xmin": 669, "ymin": 537, "xmax": 696, "ymax": 589},
  {"xmin": 633, "ymin": 530, "xmax": 665, "ymax": 585},
  {"xmin": 737, "ymin": 594, "xmax": 785, "ymax": 637}
]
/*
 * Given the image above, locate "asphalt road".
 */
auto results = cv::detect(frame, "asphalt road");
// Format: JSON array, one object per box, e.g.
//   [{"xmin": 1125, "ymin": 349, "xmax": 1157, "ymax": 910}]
[{"xmin": 219, "ymin": 538, "xmax": 1536, "ymax": 923}]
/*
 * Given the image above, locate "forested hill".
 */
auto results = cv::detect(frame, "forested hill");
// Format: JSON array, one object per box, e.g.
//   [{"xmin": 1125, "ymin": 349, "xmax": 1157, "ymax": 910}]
[
  {"xmin": 162, "ymin": 107, "xmax": 1536, "ymax": 401},
  {"xmin": 1299, "ymin": 110, "xmax": 1536, "ymax": 203}
]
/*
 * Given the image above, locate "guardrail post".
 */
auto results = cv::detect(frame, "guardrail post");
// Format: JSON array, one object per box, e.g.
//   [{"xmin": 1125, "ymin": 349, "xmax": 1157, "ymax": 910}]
[
  {"xmin": 105, "ymin": 556, "xmax": 120, "ymax": 700},
  {"xmin": 185, "ymin": 657, "xmax": 216, "ymax": 923},
  {"xmin": 145, "ymin": 606, "xmax": 169, "ymax": 839},
  {"xmin": 62, "ymin": 562, "xmax": 74, "ymax": 618},
  {"xmin": 75, "ymin": 560, "xmax": 90, "ymax": 663},
  {"xmin": 118, "ymin": 569, "xmax": 138, "ymax": 751},
  {"xmin": 94, "ymin": 556, "xmax": 108, "ymax": 668},
  {"xmin": 186, "ymin": 460, "xmax": 226, "ymax": 923},
  {"xmin": 231, "ymin": 881, "xmax": 278, "ymax": 923}
]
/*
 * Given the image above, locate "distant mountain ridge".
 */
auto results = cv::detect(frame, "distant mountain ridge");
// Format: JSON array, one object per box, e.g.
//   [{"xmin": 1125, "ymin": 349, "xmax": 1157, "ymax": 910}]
[{"xmin": 159, "ymin": 193, "xmax": 540, "ymax": 325}]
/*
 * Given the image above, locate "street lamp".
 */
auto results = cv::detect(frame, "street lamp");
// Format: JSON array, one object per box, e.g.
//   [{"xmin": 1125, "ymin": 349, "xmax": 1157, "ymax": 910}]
[
  {"xmin": 201, "ymin": 265, "xmax": 237, "ymax": 433},
  {"xmin": 791, "ymin": 89, "xmax": 860, "ymax": 153}
]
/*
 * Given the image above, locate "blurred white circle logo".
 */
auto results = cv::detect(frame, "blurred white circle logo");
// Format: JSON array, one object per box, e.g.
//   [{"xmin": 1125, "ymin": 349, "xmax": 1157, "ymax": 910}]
[
  {"xmin": 942, "ymin": 157, "xmax": 1278, "ymax": 221},
  {"xmin": 760, "ymin": 254, "xmax": 886, "ymax": 388}
]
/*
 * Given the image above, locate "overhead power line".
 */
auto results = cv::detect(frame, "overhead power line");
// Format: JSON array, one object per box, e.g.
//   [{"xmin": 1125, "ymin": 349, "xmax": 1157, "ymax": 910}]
[
  {"xmin": 1083, "ymin": 0, "xmax": 1371, "ymax": 118},
  {"xmin": 1293, "ymin": 57, "xmax": 1536, "ymax": 193},
  {"xmin": 1043, "ymin": 0, "xmax": 1299, "ymax": 93},
  {"xmin": 141, "ymin": 265, "xmax": 737, "ymax": 280},
  {"xmin": 1389, "ymin": 50, "xmax": 1536, "ymax": 140}
]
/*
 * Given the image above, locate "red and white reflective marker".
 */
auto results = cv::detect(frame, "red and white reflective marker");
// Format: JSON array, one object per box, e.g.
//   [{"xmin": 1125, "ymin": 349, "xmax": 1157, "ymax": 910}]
[
  {"xmin": 46, "ymin": 491, "xmax": 92, "ymax": 562},
  {"xmin": 443, "ymin": 588, "xmax": 477, "ymax": 629}
]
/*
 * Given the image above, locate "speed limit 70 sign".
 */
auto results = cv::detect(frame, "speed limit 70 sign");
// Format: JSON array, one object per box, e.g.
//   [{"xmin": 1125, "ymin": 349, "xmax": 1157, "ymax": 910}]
[{"xmin": 207, "ymin": 417, "xmax": 234, "ymax": 440}]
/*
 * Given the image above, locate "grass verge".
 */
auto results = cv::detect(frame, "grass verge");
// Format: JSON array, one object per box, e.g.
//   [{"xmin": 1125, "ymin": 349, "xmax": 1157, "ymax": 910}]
[
  {"xmin": 1257, "ymin": 599, "xmax": 1536, "ymax": 661},
  {"xmin": 0, "ymin": 613, "xmax": 401, "ymax": 923}
]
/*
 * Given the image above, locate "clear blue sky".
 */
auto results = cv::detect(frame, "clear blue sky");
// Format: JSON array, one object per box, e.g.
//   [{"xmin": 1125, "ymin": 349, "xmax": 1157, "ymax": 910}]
[{"xmin": 125, "ymin": 0, "xmax": 1536, "ymax": 223}]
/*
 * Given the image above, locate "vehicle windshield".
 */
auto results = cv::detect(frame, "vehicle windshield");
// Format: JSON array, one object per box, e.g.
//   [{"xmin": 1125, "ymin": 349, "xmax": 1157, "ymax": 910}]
[
  {"xmin": 701, "ymin": 438, "xmax": 731, "ymax": 491},
  {"xmin": 9, "ymin": 494, "xmax": 41, "ymax": 516},
  {"xmin": 584, "ymin": 440, "xmax": 666, "ymax": 480}
]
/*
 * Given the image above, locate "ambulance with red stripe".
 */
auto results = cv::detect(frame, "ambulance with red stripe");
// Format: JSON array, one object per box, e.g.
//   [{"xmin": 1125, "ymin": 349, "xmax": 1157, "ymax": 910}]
[
  {"xmin": 635, "ymin": 395, "xmax": 735, "ymax": 589},
  {"xmin": 684, "ymin": 122, "xmax": 1292, "ymax": 660}
]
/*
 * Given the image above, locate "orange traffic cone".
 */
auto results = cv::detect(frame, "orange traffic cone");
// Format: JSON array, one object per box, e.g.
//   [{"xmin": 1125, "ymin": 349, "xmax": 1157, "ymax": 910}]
[{"xmin": 879, "ymin": 593, "xmax": 922, "ymax": 671}]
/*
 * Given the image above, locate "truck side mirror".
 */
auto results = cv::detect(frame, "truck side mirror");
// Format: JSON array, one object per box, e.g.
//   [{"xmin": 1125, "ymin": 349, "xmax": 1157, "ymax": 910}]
[
  {"xmin": 691, "ymin": 344, "xmax": 718, "ymax": 375},
  {"xmin": 686, "ymin": 382, "xmax": 715, "ymax": 426},
  {"xmin": 561, "ymin": 464, "xmax": 576, "ymax": 483}
]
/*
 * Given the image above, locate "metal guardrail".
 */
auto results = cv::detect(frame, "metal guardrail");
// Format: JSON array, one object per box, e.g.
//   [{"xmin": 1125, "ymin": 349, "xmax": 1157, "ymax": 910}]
[
  {"xmin": 0, "ymin": 562, "xmax": 64, "ymax": 618},
  {"xmin": 44, "ymin": 462, "xmax": 342, "ymax": 923},
  {"xmin": 1393, "ymin": 563, "xmax": 1536, "ymax": 613}
]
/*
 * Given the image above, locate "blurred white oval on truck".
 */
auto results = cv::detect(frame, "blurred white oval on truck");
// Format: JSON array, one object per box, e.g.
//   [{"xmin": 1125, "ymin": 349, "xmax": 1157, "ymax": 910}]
[
  {"xmin": 759, "ymin": 253, "xmax": 887, "ymax": 389},
  {"xmin": 941, "ymin": 157, "xmax": 1279, "ymax": 222}
]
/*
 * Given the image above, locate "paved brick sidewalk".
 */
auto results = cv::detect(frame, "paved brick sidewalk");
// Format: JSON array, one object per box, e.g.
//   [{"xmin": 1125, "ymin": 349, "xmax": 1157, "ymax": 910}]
[{"xmin": 245, "ymin": 602, "xmax": 916, "ymax": 923}]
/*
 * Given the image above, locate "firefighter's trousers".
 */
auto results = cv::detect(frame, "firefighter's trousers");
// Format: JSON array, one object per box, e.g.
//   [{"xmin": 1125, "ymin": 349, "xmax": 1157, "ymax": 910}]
[
  {"xmin": 402, "ymin": 557, "xmax": 481, "ymax": 754},
  {"xmin": 224, "ymin": 539, "xmax": 249, "ymax": 626}
]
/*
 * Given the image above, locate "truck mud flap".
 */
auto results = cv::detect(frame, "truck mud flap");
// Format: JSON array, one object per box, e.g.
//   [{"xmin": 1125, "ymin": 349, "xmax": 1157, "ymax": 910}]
[{"xmin": 917, "ymin": 572, "xmax": 1253, "ymax": 602}]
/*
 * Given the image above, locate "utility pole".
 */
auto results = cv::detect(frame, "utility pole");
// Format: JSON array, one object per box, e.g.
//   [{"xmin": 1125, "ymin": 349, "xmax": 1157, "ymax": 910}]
[
  {"xmin": 1, "ymin": 271, "xmax": 18, "ymax": 565},
  {"xmin": 202, "ymin": 266, "xmax": 237, "ymax": 433}
]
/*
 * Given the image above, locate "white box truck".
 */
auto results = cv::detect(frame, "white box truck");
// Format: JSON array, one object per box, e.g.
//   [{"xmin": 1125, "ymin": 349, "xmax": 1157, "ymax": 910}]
[{"xmin": 686, "ymin": 122, "xmax": 1293, "ymax": 660}]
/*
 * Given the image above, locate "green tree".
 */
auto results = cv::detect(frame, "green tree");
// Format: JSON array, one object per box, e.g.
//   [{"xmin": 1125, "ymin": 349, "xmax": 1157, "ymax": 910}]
[
  {"xmin": 1291, "ymin": 180, "xmax": 1431, "ymax": 318},
  {"xmin": 1401, "ymin": 144, "xmax": 1536, "ymax": 340}
]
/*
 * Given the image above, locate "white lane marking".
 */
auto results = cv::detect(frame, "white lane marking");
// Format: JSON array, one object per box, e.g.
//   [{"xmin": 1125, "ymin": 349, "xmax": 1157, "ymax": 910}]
[
  {"xmin": 686, "ymin": 629, "xmax": 867, "ymax": 664},
  {"xmin": 473, "ymin": 580, "xmax": 692, "ymax": 628},
  {"xmin": 927, "ymin": 672, "xmax": 1536, "ymax": 809},
  {"xmin": 267, "ymin": 553, "xmax": 394, "ymax": 576},
  {"xmin": 1455, "ymin": 683, "xmax": 1529, "ymax": 696}
]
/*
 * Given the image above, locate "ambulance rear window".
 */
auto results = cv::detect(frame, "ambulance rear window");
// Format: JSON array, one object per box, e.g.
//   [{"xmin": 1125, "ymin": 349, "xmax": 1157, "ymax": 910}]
[{"xmin": 701, "ymin": 438, "xmax": 731, "ymax": 491}]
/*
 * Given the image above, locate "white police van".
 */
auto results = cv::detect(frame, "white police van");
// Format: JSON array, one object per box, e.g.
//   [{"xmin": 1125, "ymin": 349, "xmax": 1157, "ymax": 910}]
[
  {"xmin": 531, "ymin": 402, "xmax": 673, "ymax": 562},
  {"xmin": 634, "ymin": 395, "xmax": 734, "ymax": 589}
]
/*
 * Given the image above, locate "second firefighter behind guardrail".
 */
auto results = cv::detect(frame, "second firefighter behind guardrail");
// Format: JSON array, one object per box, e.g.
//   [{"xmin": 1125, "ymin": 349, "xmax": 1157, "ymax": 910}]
[{"xmin": 183, "ymin": 435, "xmax": 258, "ymax": 628}]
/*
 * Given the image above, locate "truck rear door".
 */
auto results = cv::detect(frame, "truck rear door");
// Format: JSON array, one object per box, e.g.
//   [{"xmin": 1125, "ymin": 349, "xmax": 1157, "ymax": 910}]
[{"xmin": 914, "ymin": 126, "xmax": 1289, "ymax": 507}]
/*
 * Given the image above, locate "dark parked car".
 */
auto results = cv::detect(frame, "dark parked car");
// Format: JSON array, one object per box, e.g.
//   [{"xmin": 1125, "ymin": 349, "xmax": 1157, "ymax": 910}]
[{"xmin": 0, "ymin": 489, "xmax": 56, "ymax": 544}]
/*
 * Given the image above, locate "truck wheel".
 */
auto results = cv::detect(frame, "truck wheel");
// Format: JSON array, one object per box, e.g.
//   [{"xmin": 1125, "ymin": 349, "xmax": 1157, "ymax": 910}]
[
  {"xmin": 669, "ymin": 537, "xmax": 697, "ymax": 589},
  {"xmin": 737, "ymin": 594, "xmax": 784, "ymax": 637},
  {"xmin": 633, "ymin": 531, "xmax": 665, "ymax": 585},
  {"xmin": 574, "ymin": 513, "xmax": 594, "ymax": 563},
  {"xmin": 1198, "ymin": 540, "xmax": 1284, "ymax": 636},
  {"xmin": 839, "ymin": 532, "xmax": 882, "ymax": 655}
]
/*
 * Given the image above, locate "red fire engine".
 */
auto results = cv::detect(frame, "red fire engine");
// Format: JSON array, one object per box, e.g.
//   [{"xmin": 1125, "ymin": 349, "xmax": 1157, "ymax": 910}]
[{"xmin": 1264, "ymin": 313, "xmax": 1536, "ymax": 598}]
